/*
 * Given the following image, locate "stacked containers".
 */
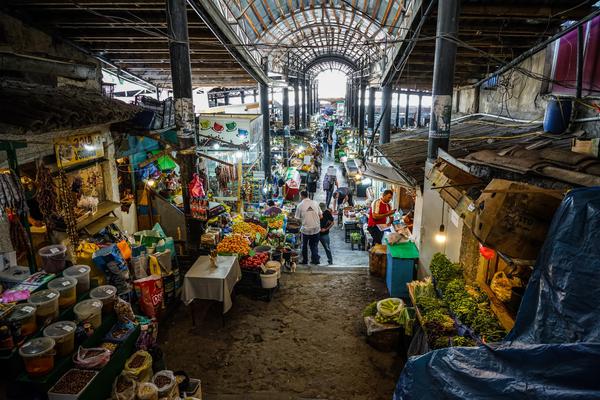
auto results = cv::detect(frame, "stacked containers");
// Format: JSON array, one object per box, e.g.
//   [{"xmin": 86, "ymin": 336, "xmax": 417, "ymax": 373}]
[
  {"xmin": 43, "ymin": 321, "xmax": 76, "ymax": 357},
  {"xmin": 19, "ymin": 337, "xmax": 56, "ymax": 376},
  {"xmin": 73, "ymin": 299, "xmax": 103, "ymax": 329},
  {"xmin": 48, "ymin": 277, "xmax": 78, "ymax": 309},
  {"xmin": 90, "ymin": 285, "xmax": 117, "ymax": 314},
  {"xmin": 38, "ymin": 244, "xmax": 68, "ymax": 273},
  {"xmin": 28, "ymin": 289, "xmax": 60, "ymax": 326},
  {"xmin": 63, "ymin": 265, "xmax": 91, "ymax": 294},
  {"xmin": 8, "ymin": 304, "xmax": 37, "ymax": 336}
]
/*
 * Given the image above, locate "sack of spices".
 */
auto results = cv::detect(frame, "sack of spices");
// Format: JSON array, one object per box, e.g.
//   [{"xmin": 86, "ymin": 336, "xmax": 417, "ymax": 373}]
[
  {"xmin": 114, "ymin": 298, "xmax": 136, "ymax": 324},
  {"xmin": 124, "ymin": 350, "xmax": 153, "ymax": 382},
  {"xmin": 111, "ymin": 372, "xmax": 137, "ymax": 400},
  {"xmin": 73, "ymin": 346, "xmax": 111, "ymax": 369},
  {"xmin": 490, "ymin": 271, "xmax": 512, "ymax": 302},
  {"xmin": 152, "ymin": 370, "xmax": 179, "ymax": 399},
  {"xmin": 136, "ymin": 382, "xmax": 158, "ymax": 400}
]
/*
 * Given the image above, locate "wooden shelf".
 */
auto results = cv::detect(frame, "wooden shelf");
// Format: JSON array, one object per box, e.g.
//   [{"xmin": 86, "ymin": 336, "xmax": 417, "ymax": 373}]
[
  {"xmin": 476, "ymin": 280, "xmax": 516, "ymax": 331},
  {"xmin": 84, "ymin": 215, "xmax": 119, "ymax": 235},
  {"xmin": 75, "ymin": 201, "xmax": 120, "ymax": 231}
]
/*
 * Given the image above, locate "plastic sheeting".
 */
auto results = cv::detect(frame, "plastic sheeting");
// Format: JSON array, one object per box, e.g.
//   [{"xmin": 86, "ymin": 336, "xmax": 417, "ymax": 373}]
[{"xmin": 394, "ymin": 187, "xmax": 600, "ymax": 400}]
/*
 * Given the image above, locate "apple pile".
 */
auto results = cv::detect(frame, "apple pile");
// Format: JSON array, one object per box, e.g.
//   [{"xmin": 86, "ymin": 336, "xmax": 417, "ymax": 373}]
[{"xmin": 240, "ymin": 252, "xmax": 270, "ymax": 270}]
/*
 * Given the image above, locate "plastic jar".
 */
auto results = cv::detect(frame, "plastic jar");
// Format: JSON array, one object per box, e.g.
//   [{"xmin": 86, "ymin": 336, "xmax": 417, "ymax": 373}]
[
  {"xmin": 19, "ymin": 337, "xmax": 56, "ymax": 376},
  {"xmin": 38, "ymin": 244, "xmax": 68, "ymax": 273},
  {"xmin": 63, "ymin": 265, "xmax": 91, "ymax": 294},
  {"xmin": 48, "ymin": 277, "xmax": 78, "ymax": 309},
  {"xmin": 43, "ymin": 321, "xmax": 76, "ymax": 357},
  {"xmin": 8, "ymin": 303, "xmax": 37, "ymax": 336},
  {"xmin": 73, "ymin": 299, "xmax": 103, "ymax": 329},
  {"xmin": 28, "ymin": 289, "xmax": 60, "ymax": 326},
  {"xmin": 90, "ymin": 285, "xmax": 117, "ymax": 314}
]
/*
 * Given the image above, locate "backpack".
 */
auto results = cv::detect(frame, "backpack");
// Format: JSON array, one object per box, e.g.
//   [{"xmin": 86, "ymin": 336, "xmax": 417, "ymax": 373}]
[{"xmin": 323, "ymin": 175, "xmax": 333, "ymax": 191}]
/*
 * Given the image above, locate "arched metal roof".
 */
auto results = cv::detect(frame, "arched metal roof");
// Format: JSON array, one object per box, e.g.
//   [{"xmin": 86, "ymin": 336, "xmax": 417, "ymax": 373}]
[{"xmin": 217, "ymin": 0, "xmax": 405, "ymax": 74}]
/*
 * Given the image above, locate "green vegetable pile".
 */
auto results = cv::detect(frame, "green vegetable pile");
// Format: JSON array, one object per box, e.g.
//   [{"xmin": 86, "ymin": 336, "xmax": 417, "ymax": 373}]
[
  {"xmin": 431, "ymin": 253, "xmax": 507, "ymax": 343},
  {"xmin": 363, "ymin": 301, "xmax": 378, "ymax": 317},
  {"xmin": 363, "ymin": 299, "xmax": 414, "ymax": 335}
]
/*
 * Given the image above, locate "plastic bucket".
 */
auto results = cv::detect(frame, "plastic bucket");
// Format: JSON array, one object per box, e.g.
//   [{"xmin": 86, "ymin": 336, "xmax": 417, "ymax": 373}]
[
  {"xmin": 253, "ymin": 245, "xmax": 272, "ymax": 254},
  {"xmin": 63, "ymin": 265, "xmax": 91, "ymax": 294},
  {"xmin": 19, "ymin": 337, "xmax": 56, "ymax": 376},
  {"xmin": 38, "ymin": 244, "xmax": 67, "ymax": 273},
  {"xmin": 9, "ymin": 303, "xmax": 37, "ymax": 336},
  {"xmin": 543, "ymin": 98, "xmax": 573, "ymax": 134},
  {"xmin": 28, "ymin": 289, "xmax": 60, "ymax": 326},
  {"xmin": 48, "ymin": 277, "xmax": 78, "ymax": 309},
  {"xmin": 73, "ymin": 299, "xmax": 103, "ymax": 329},
  {"xmin": 89, "ymin": 285, "xmax": 117, "ymax": 314},
  {"xmin": 271, "ymin": 251, "xmax": 282, "ymax": 262},
  {"xmin": 265, "ymin": 261, "xmax": 282, "ymax": 278},
  {"xmin": 43, "ymin": 320, "xmax": 76, "ymax": 357},
  {"xmin": 260, "ymin": 269, "xmax": 278, "ymax": 289}
]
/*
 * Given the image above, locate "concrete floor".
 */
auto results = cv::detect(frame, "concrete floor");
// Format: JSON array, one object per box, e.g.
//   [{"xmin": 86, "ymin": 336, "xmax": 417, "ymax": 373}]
[{"xmin": 161, "ymin": 271, "xmax": 401, "ymax": 400}]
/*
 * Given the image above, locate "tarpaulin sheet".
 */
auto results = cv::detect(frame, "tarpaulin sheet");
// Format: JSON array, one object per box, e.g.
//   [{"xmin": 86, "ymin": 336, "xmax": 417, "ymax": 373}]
[{"xmin": 394, "ymin": 187, "xmax": 600, "ymax": 400}]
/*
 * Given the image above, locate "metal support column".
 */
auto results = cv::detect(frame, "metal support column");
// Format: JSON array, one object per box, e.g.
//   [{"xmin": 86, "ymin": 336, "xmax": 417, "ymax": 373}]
[
  {"xmin": 167, "ymin": 0, "xmax": 196, "ymax": 250},
  {"xmin": 260, "ymin": 62, "xmax": 271, "ymax": 179},
  {"xmin": 282, "ymin": 87, "xmax": 290, "ymax": 127},
  {"xmin": 428, "ymin": 0, "xmax": 460, "ymax": 160},
  {"xmin": 307, "ymin": 81, "xmax": 313, "ymax": 118},
  {"xmin": 253, "ymin": 89, "xmax": 258, "ymax": 103},
  {"xmin": 353, "ymin": 78, "xmax": 359, "ymax": 127},
  {"xmin": 240, "ymin": 90, "xmax": 245, "ymax": 104},
  {"xmin": 380, "ymin": 83, "xmax": 392, "ymax": 144},
  {"xmin": 223, "ymin": 91, "xmax": 230, "ymax": 105},
  {"xmin": 294, "ymin": 79, "xmax": 300, "ymax": 131},
  {"xmin": 368, "ymin": 87, "xmax": 376, "ymax": 133},
  {"xmin": 405, "ymin": 92, "xmax": 410, "ymax": 127},
  {"xmin": 301, "ymin": 76, "xmax": 307, "ymax": 128},
  {"xmin": 395, "ymin": 91, "xmax": 401, "ymax": 127},
  {"xmin": 417, "ymin": 94, "xmax": 423, "ymax": 127},
  {"xmin": 358, "ymin": 77, "xmax": 366, "ymax": 154}
]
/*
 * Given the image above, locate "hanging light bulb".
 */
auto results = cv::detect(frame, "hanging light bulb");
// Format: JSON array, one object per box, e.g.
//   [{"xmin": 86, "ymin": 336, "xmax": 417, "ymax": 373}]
[{"xmin": 435, "ymin": 224, "xmax": 447, "ymax": 244}]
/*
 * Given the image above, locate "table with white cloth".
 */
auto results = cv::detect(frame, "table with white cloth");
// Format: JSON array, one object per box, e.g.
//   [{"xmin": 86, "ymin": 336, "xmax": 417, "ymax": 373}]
[{"xmin": 182, "ymin": 255, "xmax": 241, "ymax": 314}]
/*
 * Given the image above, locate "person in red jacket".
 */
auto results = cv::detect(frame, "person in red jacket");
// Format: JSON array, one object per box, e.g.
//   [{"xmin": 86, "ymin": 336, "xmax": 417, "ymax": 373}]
[{"xmin": 367, "ymin": 189, "xmax": 396, "ymax": 245}]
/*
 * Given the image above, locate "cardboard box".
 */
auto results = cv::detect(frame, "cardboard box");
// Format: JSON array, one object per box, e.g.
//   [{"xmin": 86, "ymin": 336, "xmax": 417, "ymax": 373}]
[
  {"xmin": 571, "ymin": 138, "xmax": 599, "ymax": 157},
  {"xmin": 473, "ymin": 179, "xmax": 562, "ymax": 260}
]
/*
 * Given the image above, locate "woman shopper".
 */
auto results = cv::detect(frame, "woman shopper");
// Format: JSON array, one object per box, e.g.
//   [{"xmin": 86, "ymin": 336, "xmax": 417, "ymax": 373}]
[
  {"xmin": 367, "ymin": 189, "xmax": 396, "ymax": 245},
  {"xmin": 319, "ymin": 203, "xmax": 334, "ymax": 265}
]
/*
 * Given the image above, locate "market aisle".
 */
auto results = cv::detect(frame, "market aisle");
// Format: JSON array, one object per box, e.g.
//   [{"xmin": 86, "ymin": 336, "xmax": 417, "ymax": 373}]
[
  {"xmin": 314, "ymin": 157, "xmax": 369, "ymax": 268},
  {"xmin": 161, "ymin": 271, "xmax": 401, "ymax": 399}
]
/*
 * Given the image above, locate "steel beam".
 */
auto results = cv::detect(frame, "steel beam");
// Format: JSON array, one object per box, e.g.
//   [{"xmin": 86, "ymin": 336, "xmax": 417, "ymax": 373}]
[
  {"xmin": 417, "ymin": 94, "xmax": 423, "ymax": 127},
  {"xmin": 282, "ymin": 87, "xmax": 290, "ymax": 127},
  {"xmin": 380, "ymin": 83, "xmax": 392, "ymax": 144},
  {"xmin": 428, "ymin": 0, "xmax": 459, "ymax": 160},
  {"xmin": 368, "ymin": 87, "xmax": 376, "ymax": 133},
  {"xmin": 395, "ymin": 91, "xmax": 401, "ymax": 127},
  {"xmin": 405, "ymin": 92, "xmax": 410, "ymax": 127},
  {"xmin": 358, "ymin": 77, "xmax": 366, "ymax": 154},
  {"xmin": 260, "ymin": 63, "xmax": 271, "ymax": 179},
  {"xmin": 294, "ymin": 79, "xmax": 300, "ymax": 131}
]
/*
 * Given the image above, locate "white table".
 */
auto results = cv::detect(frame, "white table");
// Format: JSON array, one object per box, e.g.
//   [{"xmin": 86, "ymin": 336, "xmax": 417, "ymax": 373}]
[{"xmin": 182, "ymin": 255, "xmax": 241, "ymax": 314}]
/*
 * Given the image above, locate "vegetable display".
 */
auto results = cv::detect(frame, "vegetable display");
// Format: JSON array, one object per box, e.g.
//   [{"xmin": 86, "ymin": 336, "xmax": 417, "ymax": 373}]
[
  {"xmin": 240, "ymin": 252, "xmax": 269, "ymax": 270},
  {"xmin": 232, "ymin": 221, "xmax": 267, "ymax": 242},
  {"xmin": 215, "ymin": 234, "xmax": 251, "ymax": 256},
  {"xmin": 430, "ymin": 253, "xmax": 506, "ymax": 343}
]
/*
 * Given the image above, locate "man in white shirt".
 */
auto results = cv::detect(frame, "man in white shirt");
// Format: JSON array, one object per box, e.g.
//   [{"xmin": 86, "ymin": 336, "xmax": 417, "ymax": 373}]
[{"xmin": 295, "ymin": 190, "xmax": 322, "ymax": 265}]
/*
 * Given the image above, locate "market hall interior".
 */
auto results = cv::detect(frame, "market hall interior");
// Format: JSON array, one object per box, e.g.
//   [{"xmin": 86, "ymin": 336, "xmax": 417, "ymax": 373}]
[{"xmin": 1, "ymin": 1, "xmax": 600, "ymax": 399}]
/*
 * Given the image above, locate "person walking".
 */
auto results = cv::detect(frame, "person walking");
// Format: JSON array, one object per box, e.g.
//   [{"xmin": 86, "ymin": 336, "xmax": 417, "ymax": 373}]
[
  {"xmin": 319, "ymin": 203, "xmax": 334, "ymax": 265},
  {"xmin": 327, "ymin": 133, "xmax": 333, "ymax": 157},
  {"xmin": 295, "ymin": 190, "xmax": 322, "ymax": 265},
  {"xmin": 367, "ymin": 189, "xmax": 396, "ymax": 245},
  {"xmin": 323, "ymin": 166, "xmax": 338, "ymax": 208},
  {"xmin": 307, "ymin": 166, "xmax": 319, "ymax": 199}
]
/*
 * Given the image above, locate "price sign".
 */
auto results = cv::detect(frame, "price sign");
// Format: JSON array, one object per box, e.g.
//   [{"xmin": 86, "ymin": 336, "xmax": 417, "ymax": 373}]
[{"xmin": 55, "ymin": 133, "xmax": 104, "ymax": 167}]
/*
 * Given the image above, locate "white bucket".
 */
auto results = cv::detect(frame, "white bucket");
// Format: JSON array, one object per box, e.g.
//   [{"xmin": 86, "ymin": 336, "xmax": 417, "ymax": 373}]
[
  {"xmin": 260, "ymin": 270, "xmax": 278, "ymax": 289},
  {"xmin": 265, "ymin": 261, "xmax": 282, "ymax": 278}
]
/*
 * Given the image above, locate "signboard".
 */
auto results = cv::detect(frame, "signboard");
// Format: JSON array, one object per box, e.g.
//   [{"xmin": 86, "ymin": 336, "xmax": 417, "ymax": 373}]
[
  {"xmin": 198, "ymin": 116, "xmax": 256, "ymax": 146},
  {"xmin": 55, "ymin": 133, "xmax": 104, "ymax": 167}
]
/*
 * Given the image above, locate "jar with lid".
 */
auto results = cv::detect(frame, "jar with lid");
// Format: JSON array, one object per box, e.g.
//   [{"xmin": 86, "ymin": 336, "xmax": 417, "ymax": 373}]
[
  {"xmin": 19, "ymin": 337, "xmax": 56, "ymax": 376},
  {"xmin": 48, "ymin": 277, "xmax": 77, "ymax": 309},
  {"xmin": 28, "ymin": 289, "xmax": 60, "ymax": 326}
]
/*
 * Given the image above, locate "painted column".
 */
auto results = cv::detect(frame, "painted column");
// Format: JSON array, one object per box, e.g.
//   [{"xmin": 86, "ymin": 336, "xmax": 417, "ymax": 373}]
[
  {"xmin": 380, "ymin": 83, "xmax": 392, "ymax": 144},
  {"xmin": 428, "ymin": 0, "xmax": 460, "ymax": 159}
]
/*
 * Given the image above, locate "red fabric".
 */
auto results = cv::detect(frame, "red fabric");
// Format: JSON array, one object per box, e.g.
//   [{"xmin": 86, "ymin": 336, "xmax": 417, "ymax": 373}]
[
  {"xmin": 368, "ymin": 199, "xmax": 391, "ymax": 227},
  {"xmin": 284, "ymin": 185, "xmax": 299, "ymax": 201}
]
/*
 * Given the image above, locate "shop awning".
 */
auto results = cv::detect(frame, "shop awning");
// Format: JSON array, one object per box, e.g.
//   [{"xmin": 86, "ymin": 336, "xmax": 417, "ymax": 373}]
[
  {"xmin": 362, "ymin": 161, "xmax": 413, "ymax": 187},
  {"xmin": 376, "ymin": 115, "xmax": 570, "ymax": 187},
  {"xmin": 0, "ymin": 80, "xmax": 140, "ymax": 137}
]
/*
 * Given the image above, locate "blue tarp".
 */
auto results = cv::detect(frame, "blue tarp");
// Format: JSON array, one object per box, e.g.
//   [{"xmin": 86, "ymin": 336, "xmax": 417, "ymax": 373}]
[{"xmin": 394, "ymin": 187, "xmax": 600, "ymax": 400}]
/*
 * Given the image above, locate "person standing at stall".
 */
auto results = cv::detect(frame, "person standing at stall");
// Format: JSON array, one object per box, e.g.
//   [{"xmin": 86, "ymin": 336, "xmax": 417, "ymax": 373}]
[
  {"xmin": 307, "ymin": 166, "xmax": 319, "ymax": 199},
  {"xmin": 295, "ymin": 190, "xmax": 322, "ymax": 265},
  {"xmin": 319, "ymin": 203, "xmax": 334, "ymax": 265},
  {"xmin": 367, "ymin": 189, "xmax": 396, "ymax": 245}
]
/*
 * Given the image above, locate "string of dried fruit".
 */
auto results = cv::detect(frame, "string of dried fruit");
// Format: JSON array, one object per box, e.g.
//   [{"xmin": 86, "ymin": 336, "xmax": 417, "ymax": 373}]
[
  {"xmin": 0, "ymin": 171, "xmax": 28, "ymax": 217},
  {"xmin": 8, "ymin": 211, "xmax": 31, "ymax": 256},
  {"xmin": 57, "ymin": 168, "xmax": 79, "ymax": 259},
  {"xmin": 35, "ymin": 161, "xmax": 57, "ymax": 230}
]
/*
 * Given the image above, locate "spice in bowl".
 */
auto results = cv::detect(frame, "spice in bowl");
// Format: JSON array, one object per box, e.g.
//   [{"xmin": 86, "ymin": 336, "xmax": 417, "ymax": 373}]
[{"xmin": 50, "ymin": 369, "xmax": 97, "ymax": 394}]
